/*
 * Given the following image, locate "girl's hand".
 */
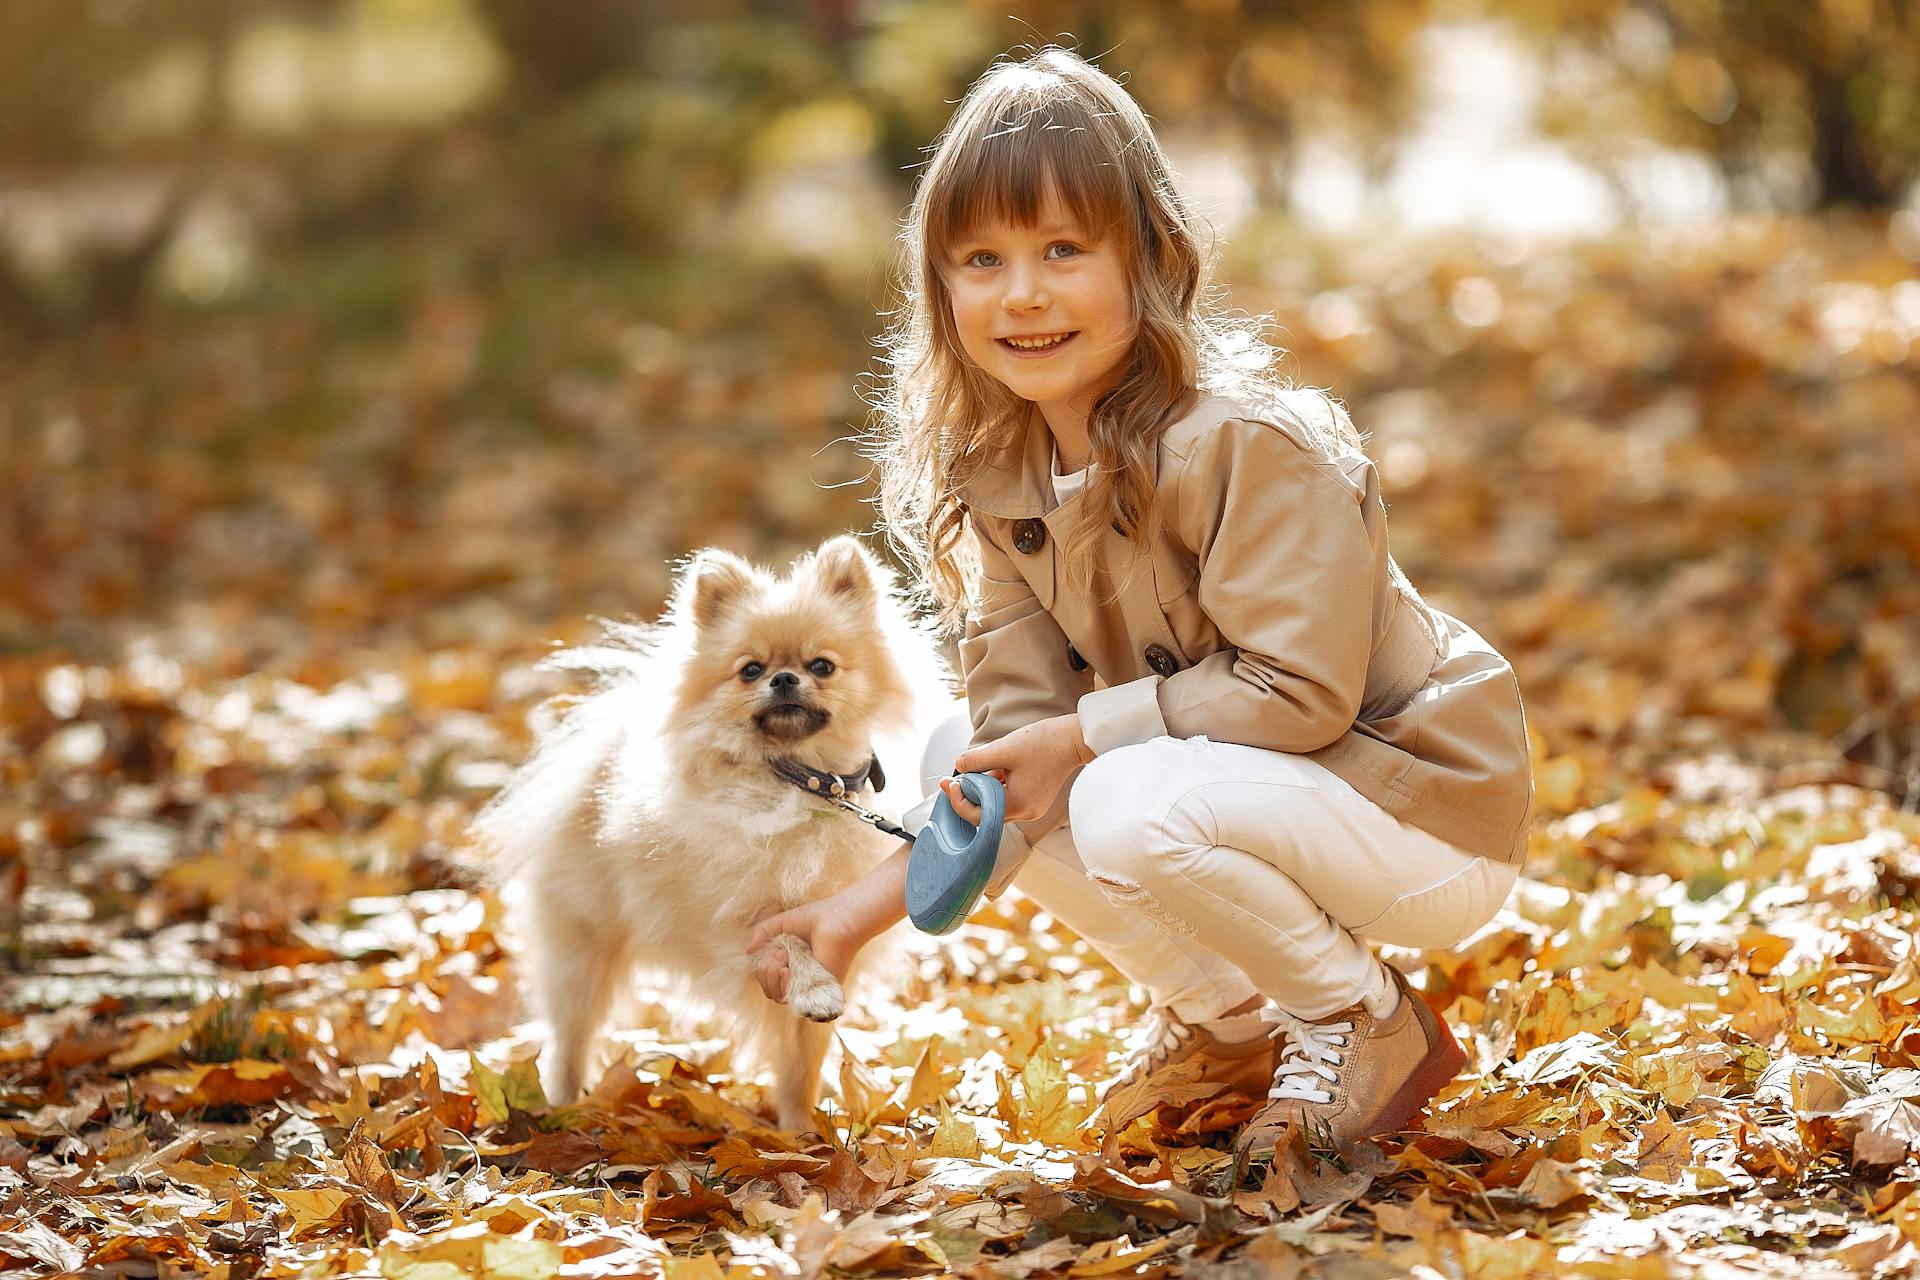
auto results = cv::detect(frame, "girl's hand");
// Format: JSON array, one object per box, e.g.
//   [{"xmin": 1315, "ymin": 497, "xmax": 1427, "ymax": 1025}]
[
  {"xmin": 943, "ymin": 713, "xmax": 1093, "ymax": 824},
  {"xmin": 748, "ymin": 897, "xmax": 872, "ymax": 1001}
]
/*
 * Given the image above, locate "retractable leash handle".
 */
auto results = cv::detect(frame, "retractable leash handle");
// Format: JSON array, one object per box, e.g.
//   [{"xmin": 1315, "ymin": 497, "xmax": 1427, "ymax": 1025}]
[{"xmin": 904, "ymin": 772, "xmax": 1005, "ymax": 935}]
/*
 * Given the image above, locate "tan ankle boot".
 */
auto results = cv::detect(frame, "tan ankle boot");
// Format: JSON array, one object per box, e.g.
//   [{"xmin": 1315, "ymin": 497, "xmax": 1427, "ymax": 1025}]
[{"xmin": 1235, "ymin": 966, "xmax": 1465, "ymax": 1159}]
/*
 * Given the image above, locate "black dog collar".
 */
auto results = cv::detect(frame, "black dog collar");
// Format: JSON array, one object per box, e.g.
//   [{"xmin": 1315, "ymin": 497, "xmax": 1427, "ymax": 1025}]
[{"xmin": 770, "ymin": 752, "xmax": 886, "ymax": 799}]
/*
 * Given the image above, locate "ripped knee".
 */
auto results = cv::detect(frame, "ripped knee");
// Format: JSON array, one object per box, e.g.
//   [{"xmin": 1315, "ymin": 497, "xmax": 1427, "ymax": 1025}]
[{"xmin": 1087, "ymin": 869, "xmax": 1197, "ymax": 937}]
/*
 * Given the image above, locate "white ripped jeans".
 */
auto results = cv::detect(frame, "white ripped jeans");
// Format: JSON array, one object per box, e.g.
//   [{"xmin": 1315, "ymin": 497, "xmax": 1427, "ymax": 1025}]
[{"xmin": 920, "ymin": 715, "xmax": 1520, "ymax": 1022}]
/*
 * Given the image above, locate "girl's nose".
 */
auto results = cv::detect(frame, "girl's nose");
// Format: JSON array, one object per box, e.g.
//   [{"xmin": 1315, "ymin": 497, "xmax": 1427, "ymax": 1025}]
[{"xmin": 1001, "ymin": 261, "xmax": 1049, "ymax": 309}]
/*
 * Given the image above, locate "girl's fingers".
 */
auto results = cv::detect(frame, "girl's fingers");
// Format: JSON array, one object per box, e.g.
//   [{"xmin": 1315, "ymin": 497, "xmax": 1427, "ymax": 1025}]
[
  {"xmin": 953, "ymin": 744, "xmax": 1010, "ymax": 773},
  {"xmin": 753, "ymin": 945, "xmax": 790, "ymax": 1001},
  {"xmin": 941, "ymin": 777, "xmax": 983, "ymax": 825},
  {"xmin": 748, "ymin": 916, "xmax": 786, "ymax": 954}
]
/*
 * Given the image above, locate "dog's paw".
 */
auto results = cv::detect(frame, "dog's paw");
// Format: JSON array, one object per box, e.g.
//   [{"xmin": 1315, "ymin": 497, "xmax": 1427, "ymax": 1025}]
[
  {"xmin": 788, "ymin": 974, "xmax": 845, "ymax": 1023},
  {"xmin": 773, "ymin": 934, "xmax": 844, "ymax": 1022}
]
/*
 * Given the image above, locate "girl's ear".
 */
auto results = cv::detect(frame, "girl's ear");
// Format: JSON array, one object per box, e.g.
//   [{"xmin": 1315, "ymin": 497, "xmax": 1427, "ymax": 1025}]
[
  {"xmin": 681, "ymin": 548, "xmax": 760, "ymax": 628},
  {"xmin": 805, "ymin": 535, "xmax": 882, "ymax": 601}
]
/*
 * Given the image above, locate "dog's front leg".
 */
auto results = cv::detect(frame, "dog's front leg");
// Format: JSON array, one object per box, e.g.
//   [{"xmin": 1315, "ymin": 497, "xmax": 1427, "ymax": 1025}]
[{"xmin": 769, "ymin": 1015, "xmax": 835, "ymax": 1133}]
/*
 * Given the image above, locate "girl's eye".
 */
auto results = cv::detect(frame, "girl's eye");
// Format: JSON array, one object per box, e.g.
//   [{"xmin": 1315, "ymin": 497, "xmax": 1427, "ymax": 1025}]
[
  {"xmin": 960, "ymin": 245, "xmax": 1082, "ymax": 268},
  {"xmin": 808, "ymin": 658, "xmax": 835, "ymax": 678},
  {"xmin": 739, "ymin": 662, "xmax": 765, "ymax": 682}
]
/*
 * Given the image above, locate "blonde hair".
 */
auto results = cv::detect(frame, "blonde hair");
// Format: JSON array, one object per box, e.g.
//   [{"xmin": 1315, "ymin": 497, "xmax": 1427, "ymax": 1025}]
[{"xmin": 866, "ymin": 44, "xmax": 1362, "ymax": 632}]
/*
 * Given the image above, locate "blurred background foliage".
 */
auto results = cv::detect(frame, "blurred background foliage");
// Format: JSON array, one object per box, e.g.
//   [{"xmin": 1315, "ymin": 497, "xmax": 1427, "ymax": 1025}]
[
  {"xmin": 1, "ymin": 0, "xmax": 1917, "ymax": 805},
  {"xmin": 3, "ymin": 0, "xmax": 1915, "ymax": 327}
]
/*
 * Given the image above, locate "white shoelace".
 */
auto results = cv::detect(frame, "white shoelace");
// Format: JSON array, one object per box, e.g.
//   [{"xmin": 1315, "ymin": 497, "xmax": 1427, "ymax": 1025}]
[
  {"xmin": 1115, "ymin": 1006, "xmax": 1193, "ymax": 1086},
  {"xmin": 1260, "ymin": 1007, "xmax": 1355, "ymax": 1105}
]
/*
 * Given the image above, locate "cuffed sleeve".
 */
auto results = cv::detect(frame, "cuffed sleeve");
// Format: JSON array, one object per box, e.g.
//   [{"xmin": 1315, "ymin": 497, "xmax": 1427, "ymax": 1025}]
[
  {"xmin": 1077, "ymin": 675, "xmax": 1167, "ymax": 754},
  {"xmin": 1152, "ymin": 418, "xmax": 1378, "ymax": 752}
]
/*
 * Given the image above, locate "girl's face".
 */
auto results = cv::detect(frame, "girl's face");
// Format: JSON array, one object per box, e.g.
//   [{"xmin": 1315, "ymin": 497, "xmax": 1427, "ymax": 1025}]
[{"xmin": 940, "ymin": 181, "xmax": 1135, "ymax": 439}]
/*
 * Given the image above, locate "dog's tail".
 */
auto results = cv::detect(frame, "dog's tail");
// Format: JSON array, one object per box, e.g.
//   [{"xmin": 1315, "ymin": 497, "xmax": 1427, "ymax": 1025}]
[{"xmin": 462, "ymin": 620, "xmax": 674, "ymax": 886}]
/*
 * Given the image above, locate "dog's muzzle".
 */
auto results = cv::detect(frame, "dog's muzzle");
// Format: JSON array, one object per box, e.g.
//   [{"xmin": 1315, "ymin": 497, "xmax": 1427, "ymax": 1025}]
[{"xmin": 753, "ymin": 692, "xmax": 830, "ymax": 740}]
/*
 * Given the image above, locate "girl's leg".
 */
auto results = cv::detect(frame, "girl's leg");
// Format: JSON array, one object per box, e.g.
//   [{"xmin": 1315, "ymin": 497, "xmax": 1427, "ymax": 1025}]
[
  {"xmin": 917, "ymin": 711, "xmax": 1258, "ymax": 1021},
  {"xmin": 1066, "ymin": 736, "xmax": 1519, "ymax": 1021},
  {"xmin": 1067, "ymin": 736, "xmax": 1518, "ymax": 1151},
  {"xmin": 1017, "ymin": 822, "xmax": 1260, "ymax": 1021}
]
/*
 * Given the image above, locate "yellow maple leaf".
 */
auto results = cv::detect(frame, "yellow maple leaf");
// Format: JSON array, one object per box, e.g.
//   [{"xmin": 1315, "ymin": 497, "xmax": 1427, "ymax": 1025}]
[
  {"xmin": 902, "ymin": 1036, "xmax": 960, "ymax": 1116},
  {"xmin": 1634, "ymin": 1110, "xmax": 1691, "ymax": 1182},
  {"xmin": 268, "ymin": 1186, "xmax": 356, "ymax": 1239},
  {"xmin": 1019, "ymin": 1048, "xmax": 1090, "ymax": 1147},
  {"xmin": 929, "ymin": 1102, "xmax": 984, "ymax": 1159}
]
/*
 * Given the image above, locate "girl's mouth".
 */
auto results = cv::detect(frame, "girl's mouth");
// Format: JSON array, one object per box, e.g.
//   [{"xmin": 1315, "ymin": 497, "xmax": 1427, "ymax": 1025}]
[{"xmin": 998, "ymin": 331, "xmax": 1079, "ymax": 357}]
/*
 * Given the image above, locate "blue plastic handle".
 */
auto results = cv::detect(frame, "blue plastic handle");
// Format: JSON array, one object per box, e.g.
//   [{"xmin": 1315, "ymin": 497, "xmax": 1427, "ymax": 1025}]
[{"xmin": 904, "ymin": 772, "xmax": 1005, "ymax": 935}]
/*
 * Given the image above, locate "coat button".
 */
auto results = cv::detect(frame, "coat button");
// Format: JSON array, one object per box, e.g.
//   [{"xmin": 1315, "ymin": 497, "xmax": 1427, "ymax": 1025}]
[
  {"xmin": 1066, "ymin": 644, "xmax": 1088, "ymax": 672},
  {"xmin": 1012, "ymin": 518, "xmax": 1047, "ymax": 555},
  {"xmin": 1144, "ymin": 644, "xmax": 1178, "ymax": 678}
]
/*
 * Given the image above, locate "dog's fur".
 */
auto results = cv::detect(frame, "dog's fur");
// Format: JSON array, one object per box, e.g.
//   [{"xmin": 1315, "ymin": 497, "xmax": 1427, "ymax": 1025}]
[{"xmin": 470, "ymin": 536, "xmax": 951, "ymax": 1129}]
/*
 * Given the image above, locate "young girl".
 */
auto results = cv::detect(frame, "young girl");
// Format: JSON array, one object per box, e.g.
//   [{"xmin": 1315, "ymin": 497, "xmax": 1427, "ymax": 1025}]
[{"xmin": 748, "ymin": 45, "xmax": 1533, "ymax": 1159}]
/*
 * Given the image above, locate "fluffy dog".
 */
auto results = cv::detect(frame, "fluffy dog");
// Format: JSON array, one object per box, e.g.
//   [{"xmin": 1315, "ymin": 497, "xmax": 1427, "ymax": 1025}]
[{"xmin": 470, "ymin": 536, "xmax": 950, "ymax": 1129}]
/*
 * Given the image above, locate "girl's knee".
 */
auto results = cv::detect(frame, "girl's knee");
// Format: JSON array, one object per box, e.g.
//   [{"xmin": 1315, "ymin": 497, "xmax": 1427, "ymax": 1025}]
[
  {"xmin": 1071, "ymin": 736, "xmax": 1322, "ymax": 885},
  {"xmin": 1068, "ymin": 738, "xmax": 1192, "ymax": 885}
]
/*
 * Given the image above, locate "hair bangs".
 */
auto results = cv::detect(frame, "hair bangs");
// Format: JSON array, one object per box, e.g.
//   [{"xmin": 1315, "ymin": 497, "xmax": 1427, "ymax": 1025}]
[{"xmin": 924, "ymin": 90, "xmax": 1133, "ymax": 266}]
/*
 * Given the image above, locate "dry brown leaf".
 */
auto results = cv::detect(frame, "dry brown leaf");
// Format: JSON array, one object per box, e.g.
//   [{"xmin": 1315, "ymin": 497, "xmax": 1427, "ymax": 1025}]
[
  {"xmin": 1073, "ymin": 1155, "xmax": 1220, "ymax": 1227},
  {"xmin": 1633, "ymin": 1109, "xmax": 1691, "ymax": 1182},
  {"xmin": 638, "ymin": 1168, "xmax": 735, "ymax": 1227},
  {"xmin": 342, "ymin": 1118, "xmax": 403, "ymax": 1209}
]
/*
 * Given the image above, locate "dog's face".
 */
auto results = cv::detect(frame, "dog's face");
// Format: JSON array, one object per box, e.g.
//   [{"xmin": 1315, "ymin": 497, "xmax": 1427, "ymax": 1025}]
[{"xmin": 665, "ymin": 536, "xmax": 916, "ymax": 765}]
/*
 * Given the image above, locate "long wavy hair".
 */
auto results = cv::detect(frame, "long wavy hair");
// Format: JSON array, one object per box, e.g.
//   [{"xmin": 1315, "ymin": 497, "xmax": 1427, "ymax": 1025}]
[{"xmin": 866, "ymin": 44, "xmax": 1364, "ymax": 632}]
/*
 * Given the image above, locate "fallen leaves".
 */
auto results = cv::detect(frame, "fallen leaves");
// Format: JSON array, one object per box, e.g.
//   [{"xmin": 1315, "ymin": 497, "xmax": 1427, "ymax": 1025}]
[{"xmin": 6, "ymin": 666, "xmax": 1919, "ymax": 1277}]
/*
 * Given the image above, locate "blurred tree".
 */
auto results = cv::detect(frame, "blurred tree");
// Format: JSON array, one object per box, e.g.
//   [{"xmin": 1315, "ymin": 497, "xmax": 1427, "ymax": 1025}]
[
  {"xmin": 1512, "ymin": 0, "xmax": 1918, "ymax": 210},
  {"xmin": 468, "ymin": 0, "xmax": 659, "ymax": 101},
  {"xmin": 4, "ymin": 0, "xmax": 1916, "ymax": 337},
  {"xmin": 0, "ymin": 0, "xmax": 342, "ymax": 329}
]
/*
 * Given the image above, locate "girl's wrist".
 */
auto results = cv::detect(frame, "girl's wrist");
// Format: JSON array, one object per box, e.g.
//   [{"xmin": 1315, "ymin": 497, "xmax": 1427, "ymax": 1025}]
[{"xmin": 1066, "ymin": 713, "xmax": 1095, "ymax": 765}]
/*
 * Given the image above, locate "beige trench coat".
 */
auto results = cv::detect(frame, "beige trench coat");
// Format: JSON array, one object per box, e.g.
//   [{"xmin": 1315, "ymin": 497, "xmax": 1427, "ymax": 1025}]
[{"xmin": 955, "ymin": 389, "xmax": 1534, "ymax": 897}]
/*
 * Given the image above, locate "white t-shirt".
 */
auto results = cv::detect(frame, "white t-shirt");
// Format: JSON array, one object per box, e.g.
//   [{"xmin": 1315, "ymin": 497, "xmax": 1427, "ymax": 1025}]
[{"xmin": 1051, "ymin": 447, "xmax": 1088, "ymax": 503}]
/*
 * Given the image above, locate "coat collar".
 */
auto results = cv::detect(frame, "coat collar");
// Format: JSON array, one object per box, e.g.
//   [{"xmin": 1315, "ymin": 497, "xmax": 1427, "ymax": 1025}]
[
  {"xmin": 959, "ymin": 400, "xmax": 1054, "ymax": 519},
  {"xmin": 957, "ymin": 391, "xmax": 1215, "ymax": 519}
]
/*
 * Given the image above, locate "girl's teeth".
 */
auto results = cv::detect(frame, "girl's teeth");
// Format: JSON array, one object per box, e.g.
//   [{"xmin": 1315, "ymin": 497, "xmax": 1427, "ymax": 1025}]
[{"xmin": 1008, "ymin": 334, "xmax": 1069, "ymax": 349}]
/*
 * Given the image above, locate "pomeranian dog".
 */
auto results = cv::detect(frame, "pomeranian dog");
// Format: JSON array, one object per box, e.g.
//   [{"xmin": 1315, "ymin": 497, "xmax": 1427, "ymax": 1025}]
[{"xmin": 470, "ymin": 536, "xmax": 950, "ymax": 1130}]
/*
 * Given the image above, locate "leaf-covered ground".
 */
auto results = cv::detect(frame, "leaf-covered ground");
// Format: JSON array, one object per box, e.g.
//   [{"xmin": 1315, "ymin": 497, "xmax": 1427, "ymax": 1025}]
[{"xmin": 4, "ymin": 213, "xmax": 1919, "ymax": 1277}]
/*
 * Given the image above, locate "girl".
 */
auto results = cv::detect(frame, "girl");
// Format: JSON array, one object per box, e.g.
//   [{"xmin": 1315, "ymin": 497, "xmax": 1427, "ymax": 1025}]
[{"xmin": 749, "ymin": 45, "xmax": 1533, "ymax": 1160}]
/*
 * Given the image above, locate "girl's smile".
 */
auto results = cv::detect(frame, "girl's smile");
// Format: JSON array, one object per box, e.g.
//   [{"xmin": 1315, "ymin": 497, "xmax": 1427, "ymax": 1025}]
[{"xmin": 998, "ymin": 330, "xmax": 1079, "ymax": 355}]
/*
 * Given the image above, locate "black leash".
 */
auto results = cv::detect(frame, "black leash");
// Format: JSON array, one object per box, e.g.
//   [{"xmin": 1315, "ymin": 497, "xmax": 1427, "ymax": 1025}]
[{"xmin": 769, "ymin": 754, "xmax": 915, "ymax": 843}]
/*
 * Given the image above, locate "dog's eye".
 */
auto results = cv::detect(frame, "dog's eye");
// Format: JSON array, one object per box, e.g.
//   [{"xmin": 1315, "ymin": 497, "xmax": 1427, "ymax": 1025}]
[
  {"xmin": 739, "ymin": 662, "xmax": 765, "ymax": 682},
  {"xmin": 808, "ymin": 658, "xmax": 835, "ymax": 678}
]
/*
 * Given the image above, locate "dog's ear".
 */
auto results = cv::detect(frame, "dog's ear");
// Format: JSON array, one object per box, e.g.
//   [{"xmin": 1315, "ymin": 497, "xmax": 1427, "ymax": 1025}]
[
  {"xmin": 807, "ymin": 535, "xmax": 882, "ymax": 602},
  {"xmin": 682, "ymin": 548, "xmax": 759, "ymax": 628}
]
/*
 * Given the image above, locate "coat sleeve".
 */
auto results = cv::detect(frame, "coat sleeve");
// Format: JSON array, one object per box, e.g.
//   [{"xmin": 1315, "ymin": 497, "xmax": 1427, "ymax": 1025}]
[
  {"xmin": 1075, "ymin": 417, "xmax": 1376, "ymax": 756},
  {"xmin": 946, "ymin": 512, "xmax": 1094, "ymax": 897}
]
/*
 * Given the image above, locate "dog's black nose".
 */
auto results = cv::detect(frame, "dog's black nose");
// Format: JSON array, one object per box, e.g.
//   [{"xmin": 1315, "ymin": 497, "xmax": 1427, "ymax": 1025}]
[{"xmin": 769, "ymin": 671, "xmax": 800, "ymax": 694}]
